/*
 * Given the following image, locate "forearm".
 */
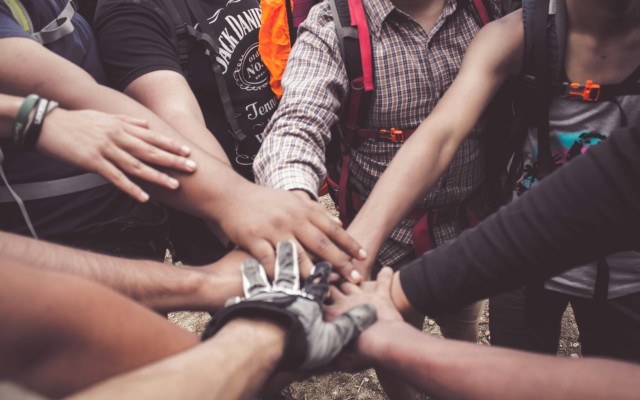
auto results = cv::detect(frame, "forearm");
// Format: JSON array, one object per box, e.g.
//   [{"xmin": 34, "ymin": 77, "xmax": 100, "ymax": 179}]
[
  {"xmin": 367, "ymin": 322, "xmax": 640, "ymax": 400},
  {"xmin": 123, "ymin": 70, "xmax": 230, "ymax": 162},
  {"xmin": 347, "ymin": 16, "xmax": 520, "ymax": 258},
  {"xmin": 0, "ymin": 231, "xmax": 243, "ymax": 312},
  {"xmin": 399, "ymin": 127, "xmax": 640, "ymax": 315},
  {"xmin": 67, "ymin": 319, "xmax": 286, "ymax": 400},
  {"xmin": 347, "ymin": 121, "xmax": 462, "ymax": 254},
  {"xmin": 0, "ymin": 38, "xmax": 246, "ymax": 222}
]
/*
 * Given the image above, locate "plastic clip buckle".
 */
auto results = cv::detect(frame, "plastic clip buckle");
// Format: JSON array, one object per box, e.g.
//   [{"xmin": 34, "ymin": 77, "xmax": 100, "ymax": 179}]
[
  {"xmin": 377, "ymin": 128, "xmax": 404, "ymax": 143},
  {"xmin": 564, "ymin": 80, "xmax": 601, "ymax": 102}
]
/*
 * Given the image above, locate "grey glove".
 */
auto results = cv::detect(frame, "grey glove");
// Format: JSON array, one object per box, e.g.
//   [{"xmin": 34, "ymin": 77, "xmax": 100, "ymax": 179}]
[{"xmin": 202, "ymin": 240, "xmax": 376, "ymax": 371}]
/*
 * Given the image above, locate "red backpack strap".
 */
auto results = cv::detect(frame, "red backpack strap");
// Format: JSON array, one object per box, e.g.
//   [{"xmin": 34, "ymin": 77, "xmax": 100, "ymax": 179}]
[
  {"xmin": 471, "ymin": 0, "xmax": 491, "ymax": 25},
  {"xmin": 328, "ymin": 0, "xmax": 374, "ymax": 223}
]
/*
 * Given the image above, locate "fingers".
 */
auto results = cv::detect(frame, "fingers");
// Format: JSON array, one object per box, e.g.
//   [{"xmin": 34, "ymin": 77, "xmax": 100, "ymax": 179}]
[
  {"xmin": 245, "ymin": 239, "xmax": 276, "ymax": 276},
  {"xmin": 120, "ymin": 125, "xmax": 196, "ymax": 173},
  {"xmin": 117, "ymin": 114, "xmax": 192, "ymax": 157},
  {"xmin": 273, "ymin": 241, "xmax": 300, "ymax": 291},
  {"xmin": 115, "ymin": 114, "xmax": 149, "ymax": 129},
  {"xmin": 106, "ymin": 146, "xmax": 181, "ymax": 191},
  {"xmin": 241, "ymin": 258, "xmax": 271, "ymax": 297},
  {"xmin": 339, "ymin": 281, "xmax": 362, "ymax": 296},
  {"xmin": 303, "ymin": 261, "xmax": 332, "ymax": 300},
  {"xmin": 310, "ymin": 205, "xmax": 367, "ymax": 261},
  {"xmin": 328, "ymin": 286, "xmax": 345, "ymax": 301},
  {"xmin": 95, "ymin": 159, "xmax": 150, "ymax": 202},
  {"xmin": 295, "ymin": 223, "xmax": 362, "ymax": 284},
  {"xmin": 375, "ymin": 267, "xmax": 394, "ymax": 294},
  {"xmin": 339, "ymin": 304, "xmax": 377, "ymax": 333},
  {"xmin": 295, "ymin": 242, "xmax": 315, "ymax": 279}
]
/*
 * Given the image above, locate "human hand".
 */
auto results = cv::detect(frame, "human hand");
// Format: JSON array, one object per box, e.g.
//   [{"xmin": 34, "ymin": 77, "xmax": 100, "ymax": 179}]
[
  {"xmin": 202, "ymin": 241, "xmax": 377, "ymax": 371},
  {"xmin": 216, "ymin": 184, "xmax": 367, "ymax": 283},
  {"xmin": 37, "ymin": 108, "xmax": 196, "ymax": 202},
  {"xmin": 325, "ymin": 267, "xmax": 404, "ymax": 369}
]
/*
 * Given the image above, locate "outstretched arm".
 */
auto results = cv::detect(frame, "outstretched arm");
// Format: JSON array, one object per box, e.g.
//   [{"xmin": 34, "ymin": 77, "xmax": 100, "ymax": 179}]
[
  {"xmin": 0, "ymin": 230, "xmax": 244, "ymax": 313},
  {"xmin": 327, "ymin": 268, "xmax": 640, "ymax": 400},
  {"xmin": 66, "ymin": 319, "xmax": 287, "ymax": 400},
  {"xmin": 364, "ymin": 322, "xmax": 640, "ymax": 400},
  {"xmin": 394, "ymin": 125, "xmax": 640, "ymax": 317},
  {"xmin": 0, "ymin": 93, "xmax": 195, "ymax": 202},
  {"xmin": 347, "ymin": 12, "xmax": 525, "ymax": 276},
  {"xmin": 0, "ymin": 36, "xmax": 365, "ymax": 278}
]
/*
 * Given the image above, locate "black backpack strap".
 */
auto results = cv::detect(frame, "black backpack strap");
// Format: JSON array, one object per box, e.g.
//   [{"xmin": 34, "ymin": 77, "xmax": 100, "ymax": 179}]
[
  {"xmin": 284, "ymin": 0, "xmax": 297, "ymax": 44},
  {"xmin": 158, "ymin": 0, "xmax": 192, "ymax": 72},
  {"xmin": 164, "ymin": 0, "xmax": 246, "ymax": 142},
  {"xmin": 329, "ymin": 0, "xmax": 374, "ymax": 129},
  {"xmin": 522, "ymin": 0, "xmax": 554, "ymax": 178}
]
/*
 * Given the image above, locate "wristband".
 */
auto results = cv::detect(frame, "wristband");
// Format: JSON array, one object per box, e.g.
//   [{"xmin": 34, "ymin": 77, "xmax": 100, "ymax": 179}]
[
  {"xmin": 13, "ymin": 94, "xmax": 40, "ymax": 145},
  {"xmin": 46, "ymin": 100, "xmax": 59, "ymax": 115},
  {"xmin": 22, "ymin": 99, "xmax": 50, "ymax": 149}
]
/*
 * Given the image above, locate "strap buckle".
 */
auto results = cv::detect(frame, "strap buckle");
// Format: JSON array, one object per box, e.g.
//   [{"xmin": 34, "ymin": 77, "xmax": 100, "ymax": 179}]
[
  {"xmin": 377, "ymin": 128, "xmax": 404, "ymax": 143},
  {"xmin": 563, "ymin": 80, "xmax": 601, "ymax": 102}
]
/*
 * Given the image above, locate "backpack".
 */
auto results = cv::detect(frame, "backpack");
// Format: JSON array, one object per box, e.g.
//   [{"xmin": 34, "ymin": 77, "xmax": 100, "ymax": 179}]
[
  {"xmin": 499, "ymin": 0, "xmax": 640, "ymax": 198},
  {"xmin": 0, "ymin": 0, "xmax": 109, "ymax": 239},
  {"xmin": 514, "ymin": 0, "xmax": 640, "ymax": 301},
  {"xmin": 321, "ymin": 0, "xmax": 504, "ymax": 225},
  {"xmin": 2, "ymin": 0, "xmax": 78, "ymax": 44}
]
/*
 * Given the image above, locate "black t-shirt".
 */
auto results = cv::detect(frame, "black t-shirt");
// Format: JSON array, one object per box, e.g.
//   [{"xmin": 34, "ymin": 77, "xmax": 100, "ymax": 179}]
[
  {"xmin": 94, "ymin": 0, "xmax": 277, "ymax": 180},
  {"xmin": 0, "ymin": 0, "xmax": 134, "ymax": 238},
  {"xmin": 400, "ymin": 127, "xmax": 640, "ymax": 316}
]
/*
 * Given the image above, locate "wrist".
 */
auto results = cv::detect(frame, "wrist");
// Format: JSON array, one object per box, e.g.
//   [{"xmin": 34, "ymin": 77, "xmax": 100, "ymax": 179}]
[
  {"xmin": 391, "ymin": 271, "xmax": 422, "ymax": 322},
  {"xmin": 220, "ymin": 318, "xmax": 287, "ymax": 362},
  {"xmin": 356, "ymin": 320, "xmax": 406, "ymax": 365}
]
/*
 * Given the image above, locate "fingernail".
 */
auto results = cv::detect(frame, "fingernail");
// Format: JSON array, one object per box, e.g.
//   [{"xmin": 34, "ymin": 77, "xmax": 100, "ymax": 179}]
[
  {"xmin": 139, "ymin": 191, "xmax": 150, "ymax": 202},
  {"xmin": 358, "ymin": 248, "xmax": 367, "ymax": 259},
  {"xmin": 184, "ymin": 159, "xmax": 197, "ymax": 170},
  {"xmin": 180, "ymin": 145, "xmax": 191, "ymax": 155},
  {"xmin": 351, "ymin": 270, "xmax": 361, "ymax": 282},
  {"xmin": 167, "ymin": 177, "xmax": 180, "ymax": 189}
]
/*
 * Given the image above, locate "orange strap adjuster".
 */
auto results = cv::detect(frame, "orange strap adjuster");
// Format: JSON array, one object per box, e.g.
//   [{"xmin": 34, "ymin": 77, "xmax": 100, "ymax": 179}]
[
  {"xmin": 377, "ymin": 128, "xmax": 405, "ymax": 143},
  {"xmin": 564, "ymin": 80, "xmax": 601, "ymax": 102}
]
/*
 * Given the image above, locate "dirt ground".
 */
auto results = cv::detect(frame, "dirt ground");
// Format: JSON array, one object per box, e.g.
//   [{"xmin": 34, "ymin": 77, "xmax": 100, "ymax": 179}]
[
  {"xmin": 168, "ymin": 195, "xmax": 583, "ymax": 400},
  {"xmin": 169, "ymin": 302, "xmax": 581, "ymax": 400}
]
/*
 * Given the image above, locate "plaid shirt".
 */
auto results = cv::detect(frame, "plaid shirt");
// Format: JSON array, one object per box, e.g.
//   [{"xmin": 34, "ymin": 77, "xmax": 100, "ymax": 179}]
[{"xmin": 255, "ymin": 0, "xmax": 500, "ymax": 267}]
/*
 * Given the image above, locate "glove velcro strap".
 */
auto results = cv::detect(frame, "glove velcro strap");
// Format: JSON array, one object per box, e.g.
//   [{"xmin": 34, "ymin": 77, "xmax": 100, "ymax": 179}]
[{"xmin": 202, "ymin": 298, "xmax": 308, "ymax": 370}]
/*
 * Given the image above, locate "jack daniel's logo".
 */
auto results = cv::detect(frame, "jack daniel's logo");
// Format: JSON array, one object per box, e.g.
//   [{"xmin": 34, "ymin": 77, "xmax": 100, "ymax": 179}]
[
  {"xmin": 233, "ymin": 42, "xmax": 269, "ymax": 91},
  {"xmin": 212, "ymin": 5, "xmax": 262, "ymax": 74}
]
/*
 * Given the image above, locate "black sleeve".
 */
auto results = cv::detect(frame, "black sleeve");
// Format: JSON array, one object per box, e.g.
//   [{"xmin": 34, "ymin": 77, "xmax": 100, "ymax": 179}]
[
  {"xmin": 93, "ymin": 2, "xmax": 184, "ymax": 91},
  {"xmin": 400, "ymin": 127, "xmax": 640, "ymax": 315}
]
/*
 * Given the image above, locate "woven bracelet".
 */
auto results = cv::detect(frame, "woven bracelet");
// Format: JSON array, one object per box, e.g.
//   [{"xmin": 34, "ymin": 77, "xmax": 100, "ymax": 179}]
[{"xmin": 13, "ymin": 94, "xmax": 40, "ymax": 145}]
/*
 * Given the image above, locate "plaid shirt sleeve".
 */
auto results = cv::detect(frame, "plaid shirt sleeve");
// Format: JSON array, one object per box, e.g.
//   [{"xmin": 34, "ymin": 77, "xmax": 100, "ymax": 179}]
[{"xmin": 253, "ymin": 3, "xmax": 348, "ymax": 198}]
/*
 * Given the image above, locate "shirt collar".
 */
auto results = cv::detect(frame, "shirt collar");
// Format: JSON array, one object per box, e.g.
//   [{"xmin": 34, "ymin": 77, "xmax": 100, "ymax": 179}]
[{"xmin": 364, "ymin": 0, "xmax": 460, "ymax": 38}]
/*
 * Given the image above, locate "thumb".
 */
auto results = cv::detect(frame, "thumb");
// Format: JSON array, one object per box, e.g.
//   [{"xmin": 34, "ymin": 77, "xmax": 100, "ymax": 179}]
[
  {"xmin": 301, "ymin": 304, "xmax": 377, "ymax": 370},
  {"xmin": 331, "ymin": 304, "xmax": 377, "ymax": 340}
]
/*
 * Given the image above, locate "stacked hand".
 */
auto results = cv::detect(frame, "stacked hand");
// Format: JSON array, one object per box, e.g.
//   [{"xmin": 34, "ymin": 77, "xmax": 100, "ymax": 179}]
[
  {"xmin": 38, "ymin": 108, "xmax": 196, "ymax": 202},
  {"xmin": 203, "ymin": 241, "xmax": 376, "ymax": 370}
]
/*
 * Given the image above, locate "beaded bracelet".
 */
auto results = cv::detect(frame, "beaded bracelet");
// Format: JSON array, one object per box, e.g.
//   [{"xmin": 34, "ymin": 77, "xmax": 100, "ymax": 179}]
[{"xmin": 13, "ymin": 94, "xmax": 40, "ymax": 145}]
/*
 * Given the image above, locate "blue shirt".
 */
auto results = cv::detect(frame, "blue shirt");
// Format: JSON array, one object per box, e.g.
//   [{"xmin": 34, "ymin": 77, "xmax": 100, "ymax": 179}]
[{"xmin": 0, "ymin": 0, "xmax": 134, "ymax": 240}]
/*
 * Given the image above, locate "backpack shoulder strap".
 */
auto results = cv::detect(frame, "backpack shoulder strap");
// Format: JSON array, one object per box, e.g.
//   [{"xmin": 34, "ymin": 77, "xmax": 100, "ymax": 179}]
[
  {"xmin": 329, "ymin": 0, "xmax": 374, "ymax": 128},
  {"xmin": 521, "ymin": 0, "xmax": 555, "ymax": 178},
  {"xmin": 4, "ymin": 0, "xmax": 78, "ymax": 45},
  {"xmin": 161, "ymin": 0, "xmax": 247, "ymax": 142},
  {"xmin": 155, "ymin": 0, "xmax": 193, "ymax": 72}
]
